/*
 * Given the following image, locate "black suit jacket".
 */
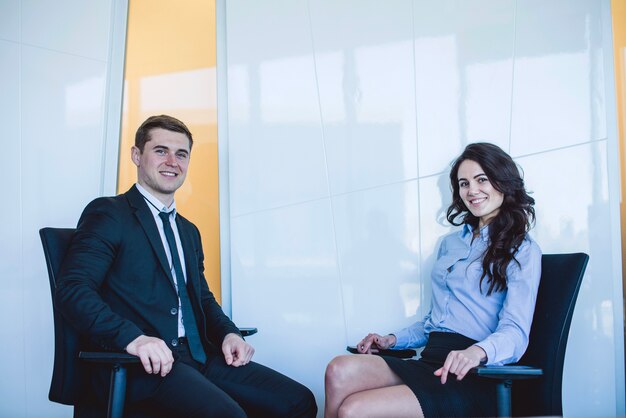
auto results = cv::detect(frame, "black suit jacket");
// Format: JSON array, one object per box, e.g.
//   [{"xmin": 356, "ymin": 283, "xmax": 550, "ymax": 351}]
[{"xmin": 56, "ymin": 185, "xmax": 240, "ymax": 356}]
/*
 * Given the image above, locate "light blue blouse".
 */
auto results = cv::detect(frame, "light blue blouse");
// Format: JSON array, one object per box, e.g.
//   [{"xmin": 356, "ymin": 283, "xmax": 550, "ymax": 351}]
[{"xmin": 393, "ymin": 224, "xmax": 542, "ymax": 366}]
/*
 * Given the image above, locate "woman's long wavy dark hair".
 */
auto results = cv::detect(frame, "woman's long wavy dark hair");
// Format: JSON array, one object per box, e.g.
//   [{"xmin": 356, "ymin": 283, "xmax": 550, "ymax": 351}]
[{"xmin": 446, "ymin": 143, "xmax": 535, "ymax": 295}]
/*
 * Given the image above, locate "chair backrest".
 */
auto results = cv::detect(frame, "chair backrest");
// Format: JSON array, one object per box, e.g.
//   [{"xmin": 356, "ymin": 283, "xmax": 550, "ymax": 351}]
[
  {"xmin": 40, "ymin": 227, "xmax": 82, "ymax": 405},
  {"xmin": 513, "ymin": 253, "xmax": 589, "ymax": 416}
]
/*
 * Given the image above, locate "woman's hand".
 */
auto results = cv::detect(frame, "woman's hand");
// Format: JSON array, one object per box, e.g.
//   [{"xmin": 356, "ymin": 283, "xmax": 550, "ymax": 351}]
[
  {"xmin": 356, "ymin": 333, "xmax": 396, "ymax": 353},
  {"xmin": 434, "ymin": 345, "xmax": 487, "ymax": 383}
]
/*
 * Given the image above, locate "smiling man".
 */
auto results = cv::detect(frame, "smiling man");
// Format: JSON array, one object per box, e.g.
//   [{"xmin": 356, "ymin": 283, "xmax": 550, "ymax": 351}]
[{"xmin": 56, "ymin": 115, "xmax": 316, "ymax": 418}]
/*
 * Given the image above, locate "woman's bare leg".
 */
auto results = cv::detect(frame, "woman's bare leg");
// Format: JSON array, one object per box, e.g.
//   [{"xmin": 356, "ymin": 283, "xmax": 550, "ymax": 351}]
[
  {"xmin": 339, "ymin": 385, "xmax": 423, "ymax": 418},
  {"xmin": 324, "ymin": 355, "xmax": 420, "ymax": 418}
]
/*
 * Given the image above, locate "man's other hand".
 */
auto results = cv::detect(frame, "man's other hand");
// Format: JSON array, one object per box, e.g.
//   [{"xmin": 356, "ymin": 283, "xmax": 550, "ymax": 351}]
[{"xmin": 222, "ymin": 333, "xmax": 254, "ymax": 367}]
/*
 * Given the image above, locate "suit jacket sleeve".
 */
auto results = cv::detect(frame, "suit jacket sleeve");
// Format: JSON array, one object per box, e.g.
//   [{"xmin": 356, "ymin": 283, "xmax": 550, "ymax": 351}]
[{"xmin": 55, "ymin": 198, "xmax": 143, "ymax": 351}]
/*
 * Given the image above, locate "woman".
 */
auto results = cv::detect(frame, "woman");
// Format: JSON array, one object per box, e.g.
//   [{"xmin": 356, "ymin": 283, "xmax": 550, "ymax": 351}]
[{"xmin": 324, "ymin": 143, "xmax": 542, "ymax": 418}]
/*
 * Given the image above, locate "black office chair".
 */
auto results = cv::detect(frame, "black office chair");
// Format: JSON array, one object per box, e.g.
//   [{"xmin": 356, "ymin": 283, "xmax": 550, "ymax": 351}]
[
  {"xmin": 40, "ymin": 227, "xmax": 140, "ymax": 418},
  {"xmin": 40, "ymin": 227, "xmax": 258, "ymax": 418},
  {"xmin": 474, "ymin": 252, "xmax": 589, "ymax": 417}
]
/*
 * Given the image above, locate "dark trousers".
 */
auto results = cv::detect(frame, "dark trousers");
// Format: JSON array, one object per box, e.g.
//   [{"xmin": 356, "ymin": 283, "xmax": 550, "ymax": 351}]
[{"xmin": 93, "ymin": 343, "xmax": 317, "ymax": 418}]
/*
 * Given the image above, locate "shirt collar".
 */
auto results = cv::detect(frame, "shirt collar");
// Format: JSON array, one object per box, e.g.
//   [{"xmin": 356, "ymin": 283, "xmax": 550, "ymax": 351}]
[
  {"xmin": 462, "ymin": 223, "xmax": 489, "ymax": 242},
  {"xmin": 135, "ymin": 183, "xmax": 177, "ymax": 216}
]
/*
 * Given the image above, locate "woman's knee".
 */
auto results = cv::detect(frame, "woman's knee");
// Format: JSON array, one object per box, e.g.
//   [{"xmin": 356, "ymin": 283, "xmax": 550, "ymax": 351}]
[
  {"xmin": 325, "ymin": 355, "xmax": 356, "ymax": 389},
  {"xmin": 337, "ymin": 394, "xmax": 366, "ymax": 418}
]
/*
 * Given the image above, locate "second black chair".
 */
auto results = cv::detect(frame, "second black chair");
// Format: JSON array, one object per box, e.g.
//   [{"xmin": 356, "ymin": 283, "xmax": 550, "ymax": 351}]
[
  {"xmin": 343, "ymin": 252, "xmax": 589, "ymax": 417},
  {"xmin": 474, "ymin": 252, "xmax": 589, "ymax": 416}
]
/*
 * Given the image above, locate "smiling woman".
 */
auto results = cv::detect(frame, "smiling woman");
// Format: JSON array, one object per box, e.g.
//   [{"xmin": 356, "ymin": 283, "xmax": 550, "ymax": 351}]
[
  {"xmin": 324, "ymin": 142, "xmax": 541, "ymax": 418},
  {"xmin": 116, "ymin": 0, "xmax": 222, "ymax": 301}
]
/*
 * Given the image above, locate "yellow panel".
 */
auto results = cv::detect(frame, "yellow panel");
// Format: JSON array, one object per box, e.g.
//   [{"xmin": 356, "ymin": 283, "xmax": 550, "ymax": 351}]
[
  {"xmin": 612, "ymin": 0, "xmax": 626, "ymax": 305},
  {"xmin": 118, "ymin": 0, "xmax": 221, "ymax": 302}
]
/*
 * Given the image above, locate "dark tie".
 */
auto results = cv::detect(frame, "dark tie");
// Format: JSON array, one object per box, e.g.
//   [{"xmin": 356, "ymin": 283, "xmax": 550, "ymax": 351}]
[{"xmin": 158, "ymin": 211, "xmax": 207, "ymax": 364}]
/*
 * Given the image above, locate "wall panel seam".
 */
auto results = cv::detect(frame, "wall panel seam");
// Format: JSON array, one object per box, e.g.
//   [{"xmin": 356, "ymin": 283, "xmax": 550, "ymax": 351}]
[
  {"xmin": 305, "ymin": 0, "xmax": 349, "ymax": 344},
  {"xmin": 18, "ymin": 0, "xmax": 26, "ymax": 414},
  {"xmin": 507, "ymin": 0, "xmax": 518, "ymax": 154}
]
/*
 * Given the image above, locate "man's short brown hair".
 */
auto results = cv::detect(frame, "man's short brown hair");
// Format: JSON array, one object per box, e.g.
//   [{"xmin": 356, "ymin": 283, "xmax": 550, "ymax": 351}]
[{"xmin": 135, "ymin": 115, "xmax": 193, "ymax": 152}]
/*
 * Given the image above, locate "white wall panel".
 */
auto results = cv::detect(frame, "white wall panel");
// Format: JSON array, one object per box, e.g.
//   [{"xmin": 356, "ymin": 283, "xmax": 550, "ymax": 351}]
[
  {"xmin": 20, "ymin": 45, "xmax": 109, "ymax": 417},
  {"xmin": 0, "ymin": 39, "xmax": 25, "ymax": 418},
  {"xmin": 0, "ymin": 1, "xmax": 127, "ymax": 416},
  {"xmin": 227, "ymin": 0, "xmax": 329, "ymax": 216},
  {"xmin": 230, "ymin": 199, "xmax": 344, "ymax": 409},
  {"xmin": 510, "ymin": 0, "xmax": 607, "ymax": 156},
  {"xmin": 310, "ymin": 0, "xmax": 418, "ymax": 195},
  {"xmin": 228, "ymin": 117, "xmax": 329, "ymax": 216},
  {"xmin": 414, "ymin": 0, "xmax": 515, "ymax": 176},
  {"xmin": 333, "ymin": 181, "xmax": 420, "ymax": 341},
  {"xmin": 20, "ymin": 46, "xmax": 106, "ymax": 224},
  {"xmin": 0, "ymin": 0, "xmax": 20, "ymax": 42},
  {"xmin": 224, "ymin": 0, "xmax": 623, "ymax": 416},
  {"xmin": 417, "ymin": 174, "xmax": 455, "ymax": 321},
  {"xmin": 21, "ymin": 0, "xmax": 112, "ymax": 61}
]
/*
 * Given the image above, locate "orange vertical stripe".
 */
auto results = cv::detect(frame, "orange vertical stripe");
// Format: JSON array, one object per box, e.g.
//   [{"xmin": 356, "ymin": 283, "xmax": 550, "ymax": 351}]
[
  {"xmin": 611, "ymin": 0, "xmax": 626, "ymax": 306},
  {"xmin": 118, "ymin": 0, "xmax": 221, "ymax": 302}
]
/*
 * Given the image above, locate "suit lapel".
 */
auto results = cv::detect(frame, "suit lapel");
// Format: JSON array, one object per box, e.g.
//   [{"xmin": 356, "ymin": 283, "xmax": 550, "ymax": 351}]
[{"xmin": 125, "ymin": 185, "xmax": 177, "ymax": 292}]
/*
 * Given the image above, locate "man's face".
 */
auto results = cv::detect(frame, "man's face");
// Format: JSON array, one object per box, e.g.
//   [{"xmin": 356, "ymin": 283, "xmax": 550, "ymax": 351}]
[{"xmin": 131, "ymin": 128, "xmax": 191, "ymax": 206}]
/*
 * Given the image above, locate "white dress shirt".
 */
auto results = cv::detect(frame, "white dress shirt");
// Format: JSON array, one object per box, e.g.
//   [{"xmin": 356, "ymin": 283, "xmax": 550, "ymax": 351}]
[{"xmin": 136, "ymin": 183, "xmax": 187, "ymax": 338}]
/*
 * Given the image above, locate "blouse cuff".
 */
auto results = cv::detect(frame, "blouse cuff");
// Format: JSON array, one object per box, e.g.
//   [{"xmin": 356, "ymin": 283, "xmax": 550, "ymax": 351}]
[
  {"xmin": 474, "ymin": 341, "xmax": 496, "ymax": 366},
  {"xmin": 392, "ymin": 329, "xmax": 412, "ymax": 349}
]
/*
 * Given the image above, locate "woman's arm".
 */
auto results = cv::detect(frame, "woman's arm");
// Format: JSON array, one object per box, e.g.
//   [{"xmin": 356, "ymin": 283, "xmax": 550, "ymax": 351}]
[
  {"xmin": 474, "ymin": 239, "xmax": 542, "ymax": 365},
  {"xmin": 356, "ymin": 318, "xmax": 428, "ymax": 354},
  {"xmin": 434, "ymin": 238, "xmax": 541, "ymax": 382},
  {"xmin": 391, "ymin": 316, "xmax": 429, "ymax": 349},
  {"xmin": 434, "ymin": 344, "xmax": 486, "ymax": 383}
]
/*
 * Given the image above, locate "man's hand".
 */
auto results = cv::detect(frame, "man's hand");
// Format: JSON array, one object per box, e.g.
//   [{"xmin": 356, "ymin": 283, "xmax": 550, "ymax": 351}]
[
  {"xmin": 125, "ymin": 335, "xmax": 174, "ymax": 377},
  {"xmin": 434, "ymin": 345, "xmax": 486, "ymax": 384},
  {"xmin": 356, "ymin": 333, "xmax": 396, "ymax": 354},
  {"xmin": 222, "ymin": 333, "xmax": 254, "ymax": 367}
]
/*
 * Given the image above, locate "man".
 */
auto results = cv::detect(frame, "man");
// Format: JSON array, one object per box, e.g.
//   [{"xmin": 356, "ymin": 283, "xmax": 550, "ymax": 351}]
[{"xmin": 56, "ymin": 115, "xmax": 317, "ymax": 417}]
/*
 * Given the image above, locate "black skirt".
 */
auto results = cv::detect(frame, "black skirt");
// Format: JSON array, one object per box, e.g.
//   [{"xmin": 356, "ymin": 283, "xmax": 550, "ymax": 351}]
[{"xmin": 382, "ymin": 332, "xmax": 496, "ymax": 417}]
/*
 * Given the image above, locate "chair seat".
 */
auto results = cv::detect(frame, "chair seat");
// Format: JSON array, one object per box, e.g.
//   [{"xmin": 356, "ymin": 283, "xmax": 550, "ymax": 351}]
[{"xmin": 79, "ymin": 352, "xmax": 140, "ymax": 364}]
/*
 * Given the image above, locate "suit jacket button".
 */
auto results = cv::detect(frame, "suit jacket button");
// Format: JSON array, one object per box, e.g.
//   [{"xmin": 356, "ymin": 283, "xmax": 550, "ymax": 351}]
[
  {"xmin": 171, "ymin": 338, "xmax": 178, "ymax": 347},
  {"xmin": 170, "ymin": 307, "xmax": 178, "ymax": 315}
]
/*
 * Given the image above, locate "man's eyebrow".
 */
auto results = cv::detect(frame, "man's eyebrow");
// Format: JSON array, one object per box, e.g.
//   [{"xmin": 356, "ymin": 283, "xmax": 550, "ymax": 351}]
[{"xmin": 152, "ymin": 145, "xmax": 189, "ymax": 154}]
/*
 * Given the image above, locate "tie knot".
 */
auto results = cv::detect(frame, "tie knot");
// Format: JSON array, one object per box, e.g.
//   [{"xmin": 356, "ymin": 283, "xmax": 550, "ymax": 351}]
[{"xmin": 159, "ymin": 210, "xmax": 172, "ymax": 224}]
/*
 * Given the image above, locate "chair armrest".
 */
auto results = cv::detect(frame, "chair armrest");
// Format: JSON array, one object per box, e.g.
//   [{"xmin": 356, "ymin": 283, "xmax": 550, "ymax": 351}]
[
  {"xmin": 346, "ymin": 346, "xmax": 417, "ymax": 358},
  {"xmin": 79, "ymin": 352, "xmax": 140, "ymax": 364},
  {"xmin": 239, "ymin": 327, "xmax": 258, "ymax": 337},
  {"xmin": 472, "ymin": 365, "xmax": 543, "ymax": 380}
]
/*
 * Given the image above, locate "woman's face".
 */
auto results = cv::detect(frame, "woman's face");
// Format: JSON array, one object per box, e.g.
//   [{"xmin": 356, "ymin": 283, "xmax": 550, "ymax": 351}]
[{"xmin": 457, "ymin": 159, "xmax": 504, "ymax": 229}]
